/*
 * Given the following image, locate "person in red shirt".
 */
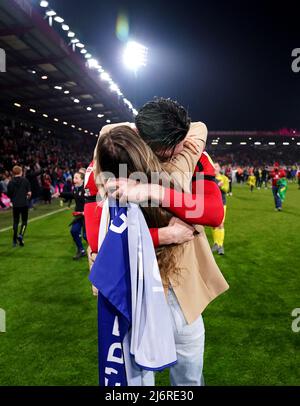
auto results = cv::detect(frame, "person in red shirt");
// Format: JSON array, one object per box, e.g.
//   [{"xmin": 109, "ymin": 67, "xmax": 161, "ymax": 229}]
[{"xmin": 270, "ymin": 164, "xmax": 286, "ymax": 211}]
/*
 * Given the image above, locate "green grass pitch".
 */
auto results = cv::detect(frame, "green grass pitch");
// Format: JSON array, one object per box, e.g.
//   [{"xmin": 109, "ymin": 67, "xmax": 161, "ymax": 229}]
[{"xmin": 0, "ymin": 184, "xmax": 299, "ymax": 385}]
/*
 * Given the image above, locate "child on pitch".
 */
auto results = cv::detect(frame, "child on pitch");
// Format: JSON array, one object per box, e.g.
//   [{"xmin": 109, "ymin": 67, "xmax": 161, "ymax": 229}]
[
  {"xmin": 54, "ymin": 172, "xmax": 87, "ymax": 260},
  {"xmin": 211, "ymin": 163, "xmax": 229, "ymax": 255},
  {"xmin": 247, "ymin": 170, "xmax": 256, "ymax": 192}
]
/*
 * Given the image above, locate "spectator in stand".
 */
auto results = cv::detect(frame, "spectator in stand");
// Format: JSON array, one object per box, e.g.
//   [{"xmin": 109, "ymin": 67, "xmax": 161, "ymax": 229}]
[
  {"xmin": 42, "ymin": 173, "xmax": 52, "ymax": 204},
  {"xmin": 26, "ymin": 165, "xmax": 42, "ymax": 208}
]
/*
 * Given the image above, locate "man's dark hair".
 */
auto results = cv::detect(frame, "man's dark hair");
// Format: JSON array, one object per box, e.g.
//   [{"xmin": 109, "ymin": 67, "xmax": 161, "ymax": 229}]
[{"xmin": 135, "ymin": 97, "xmax": 191, "ymax": 157}]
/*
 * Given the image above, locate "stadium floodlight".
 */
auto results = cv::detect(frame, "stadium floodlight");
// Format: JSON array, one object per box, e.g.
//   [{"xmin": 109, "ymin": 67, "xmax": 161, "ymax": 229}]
[
  {"xmin": 106, "ymin": 119, "xmax": 111, "ymax": 123},
  {"xmin": 254, "ymin": 142, "xmax": 261, "ymax": 145},
  {"xmin": 86, "ymin": 107, "xmax": 92, "ymax": 111},
  {"xmin": 68, "ymin": 31, "xmax": 75, "ymax": 38},
  {"xmin": 297, "ymin": 142, "xmax": 300, "ymax": 145},
  {"xmin": 54, "ymin": 86, "xmax": 62, "ymax": 90},
  {"xmin": 283, "ymin": 142, "xmax": 290, "ymax": 145},
  {"xmin": 123, "ymin": 41, "xmax": 148, "ymax": 73},
  {"xmin": 123, "ymin": 98, "xmax": 132, "ymax": 109},
  {"xmin": 84, "ymin": 53, "xmax": 92, "ymax": 59},
  {"xmin": 73, "ymin": 98, "xmax": 80, "ymax": 103},
  {"xmin": 132, "ymin": 109, "xmax": 138, "ymax": 116},
  {"xmin": 14, "ymin": 103, "xmax": 21, "ymax": 108},
  {"xmin": 63, "ymin": 121, "xmax": 68, "ymax": 125},
  {"xmin": 41, "ymin": 75, "xmax": 48, "ymax": 80},
  {"xmin": 40, "ymin": 1, "xmax": 49, "ymax": 7},
  {"xmin": 240, "ymin": 142, "xmax": 247, "ymax": 145},
  {"xmin": 97, "ymin": 114, "xmax": 104, "ymax": 118},
  {"xmin": 46, "ymin": 10, "xmax": 56, "ymax": 16},
  {"xmin": 90, "ymin": 132, "xmax": 94, "ymax": 135},
  {"xmin": 54, "ymin": 118, "xmax": 59, "ymax": 122},
  {"xmin": 62, "ymin": 24, "xmax": 69, "ymax": 31},
  {"xmin": 71, "ymin": 38, "xmax": 79, "ymax": 44},
  {"xmin": 268, "ymin": 142, "xmax": 275, "ymax": 145},
  {"xmin": 75, "ymin": 43, "xmax": 85, "ymax": 49},
  {"xmin": 87, "ymin": 58, "xmax": 99, "ymax": 69},
  {"xmin": 100, "ymin": 72, "xmax": 111, "ymax": 82},
  {"xmin": 64, "ymin": 90, "xmax": 70, "ymax": 94},
  {"xmin": 84, "ymin": 130, "xmax": 88, "ymax": 133},
  {"xmin": 29, "ymin": 108, "xmax": 36, "ymax": 113},
  {"xmin": 54, "ymin": 16, "xmax": 64, "ymax": 23},
  {"xmin": 226, "ymin": 142, "xmax": 232, "ymax": 145},
  {"xmin": 78, "ymin": 127, "xmax": 82, "ymax": 131},
  {"xmin": 80, "ymin": 49, "xmax": 87, "ymax": 54},
  {"xmin": 211, "ymin": 142, "xmax": 218, "ymax": 145},
  {"xmin": 43, "ymin": 114, "xmax": 48, "ymax": 118},
  {"xmin": 109, "ymin": 82, "xmax": 119, "ymax": 93}
]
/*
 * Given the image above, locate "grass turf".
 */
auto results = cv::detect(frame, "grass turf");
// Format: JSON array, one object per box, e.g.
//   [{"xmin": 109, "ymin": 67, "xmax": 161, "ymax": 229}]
[{"xmin": 0, "ymin": 184, "xmax": 299, "ymax": 386}]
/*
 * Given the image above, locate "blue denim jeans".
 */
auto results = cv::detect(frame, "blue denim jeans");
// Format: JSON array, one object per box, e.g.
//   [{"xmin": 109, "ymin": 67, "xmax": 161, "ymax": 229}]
[
  {"xmin": 272, "ymin": 186, "xmax": 282, "ymax": 209},
  {"xmin": 126, "ymin": 288, "xmax": 205, "ymax": 386}
]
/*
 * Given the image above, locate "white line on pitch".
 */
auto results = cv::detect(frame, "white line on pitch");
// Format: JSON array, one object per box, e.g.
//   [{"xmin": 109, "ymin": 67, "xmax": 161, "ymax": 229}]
[{"xmin": 0, "ymin": 207, "xmax": 69, "ymax": 233}]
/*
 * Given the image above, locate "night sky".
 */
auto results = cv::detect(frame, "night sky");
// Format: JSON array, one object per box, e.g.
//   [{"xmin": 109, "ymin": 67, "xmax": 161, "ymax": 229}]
[{"xmin": 49, "ymin": 0, "xmax": 300, "ymax": 130}]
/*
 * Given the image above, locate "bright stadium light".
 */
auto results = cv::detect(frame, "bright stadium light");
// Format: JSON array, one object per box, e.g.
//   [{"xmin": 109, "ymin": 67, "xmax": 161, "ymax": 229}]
[
  {"xmin": 132, "ymin": 108, "xmax": 138, "ymax": 116},
  {"xmin": 97, "ymin": 114, "xmax": 104, "ymax": 118},
  {"xmin": 87, "ymin": 58, "xmax": 99, "ymax": 69},
  {"xmin": 86, "ymin": 107, "xmax": 92, "ymax": 111},
  {"xmin": 71, "ymin": 38, "xmax": 79, "ymax": 44},
  {"xmin": 100, "ymin": 72, "xmax": 111, "ymax": 81},
  {"xmin": 64, "ymin": 90, "xmax": 70, "ymax": 94},
  {"xmin": 45, "ymin": 10, "xmax": 56, "ymax": 26},
  {"xmin": 54, "ymin": 86, "xmax": 62, "ymax": 90},
  {"xmin": 40, "ymin": 1, "xmax": 49, "ymax": 7},
  {"xmin": 85, "ymin": 53, "xmax": 92, "ymax": 59},
  {"xmin": 43, "ymin": 114, "xmax": 48, "ymax": 118},
  {"xmin": 68, "ymin": 31, "xmax": 75, "ymax": 38},
  {"xmin": 62, "ymin": 24, "xmax": 70, "ymax": 31},
  {"xmin": 106, "ymin": 119, "xmax": 111, "ymax": 123},
  {"xmin": 109, "ymin": 82, "xmax": 119, "ymax": 93},
  {"xmin": 41, "ymin": 75, "xmax": 48, "ymax": 80},
  {"xmin": 123, "ymin": 41, "xmax": 148, "ymax": 72},
  {"xmin": 73, "ymin": 98, "xmax": 80, "ymax": 103},
  {"xmin": 14, "ymin": 103, "xmax": 21, "ymax": 108},
  {"xmin": 46, "ymin": 10, "xmax": 56, "ymax": 16},
  {"xmin": 29, "ymin": 108, "xmax": 36, "ymax": 113},
  {"xmin": 54, "ymin": 16, "xmax": 64, "ymax": 23},
  {"xmin": 81, "ymin": 49, "xmax": 87, "ymax": 54},
  {"xmin": 75, "ymin": 43, "xmax": 85, "ymax": 49}
]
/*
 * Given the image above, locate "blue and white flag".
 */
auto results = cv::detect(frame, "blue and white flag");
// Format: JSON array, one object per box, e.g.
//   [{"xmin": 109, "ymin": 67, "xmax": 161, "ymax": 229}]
[{"xmin": 89, "ymin": 200, "xmax": 177, "ymax": 386}]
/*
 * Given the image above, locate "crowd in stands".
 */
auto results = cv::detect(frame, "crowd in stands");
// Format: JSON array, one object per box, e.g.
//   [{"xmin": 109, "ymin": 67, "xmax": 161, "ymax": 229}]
[{"xmin": 0, "ymin": 119, "xmax": 96, "ymax": 208}]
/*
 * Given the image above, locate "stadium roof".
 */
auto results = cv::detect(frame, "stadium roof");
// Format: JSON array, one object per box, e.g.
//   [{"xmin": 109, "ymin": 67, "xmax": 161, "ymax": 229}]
[{"xmin": 0, "ymin": 0, "xmax": 135, "ymax": 137}]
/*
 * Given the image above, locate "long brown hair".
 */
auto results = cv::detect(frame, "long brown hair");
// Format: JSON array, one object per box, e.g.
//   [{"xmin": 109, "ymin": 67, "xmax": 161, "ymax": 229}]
[{"xmin": 94, "ymin": 125, "xmax": 182, "ymax": 286}]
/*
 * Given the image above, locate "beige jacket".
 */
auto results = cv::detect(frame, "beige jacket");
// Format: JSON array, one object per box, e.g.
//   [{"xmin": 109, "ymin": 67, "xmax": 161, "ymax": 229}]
[{"xmin": 163, "ymin": 122, "xmax": 229, "ymax": 323}]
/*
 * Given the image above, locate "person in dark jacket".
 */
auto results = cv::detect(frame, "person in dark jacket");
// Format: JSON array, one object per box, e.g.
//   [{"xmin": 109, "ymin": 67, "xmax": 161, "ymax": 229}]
[
  {"xmin": 26, "ymin": 165, "xmax": 42, "ymax": 208},
  {"xmin": 7, "ymin": 166, "xmax": 31, "ymax": 247},
  {"xmin": 54, "ymin": 172, "xmax": 86, "ymax": 260}
]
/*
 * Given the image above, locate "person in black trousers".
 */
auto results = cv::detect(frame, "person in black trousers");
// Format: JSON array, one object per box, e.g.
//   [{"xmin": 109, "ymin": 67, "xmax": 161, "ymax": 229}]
[
  {"xmin": 54, "ymin": 171, "xmax": 86, "ymax": 260},
  {"xmin": 7, "ymin": 166, "xmax": 31, "ymax": 247}
]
